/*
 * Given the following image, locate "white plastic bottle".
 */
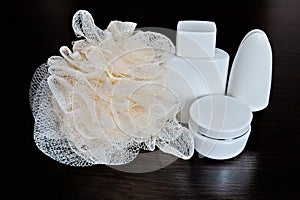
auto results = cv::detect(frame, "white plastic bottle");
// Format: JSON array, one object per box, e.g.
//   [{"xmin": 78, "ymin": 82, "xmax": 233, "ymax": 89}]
[{"xmin": 165, "ymin": 21, "xmax": 230, "ymax": 123}]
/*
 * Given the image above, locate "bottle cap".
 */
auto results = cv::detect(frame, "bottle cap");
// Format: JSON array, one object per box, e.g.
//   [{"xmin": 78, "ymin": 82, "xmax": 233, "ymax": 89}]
[{"xmin": 176, "ymin": 21, "xmax": 216, "ymax": 58}]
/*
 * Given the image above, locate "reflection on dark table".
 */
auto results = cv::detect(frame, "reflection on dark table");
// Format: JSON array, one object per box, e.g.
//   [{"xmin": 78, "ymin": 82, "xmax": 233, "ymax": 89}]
[{"xmin": 18, "ymin": 0, "xmax": 300, "ymax": 199}]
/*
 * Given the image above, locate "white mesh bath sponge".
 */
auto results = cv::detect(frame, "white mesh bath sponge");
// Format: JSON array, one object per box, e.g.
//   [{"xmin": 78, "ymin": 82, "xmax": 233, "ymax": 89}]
[{"xmin": 29, "ymin": 10, "xmax": 194, "ymax": 166}]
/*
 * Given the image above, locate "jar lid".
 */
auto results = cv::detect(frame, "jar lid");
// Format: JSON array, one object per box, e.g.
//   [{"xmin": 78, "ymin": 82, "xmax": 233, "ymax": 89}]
[{"xmin": 189, "ymin": 95, "xmax": 253, "ymax": 139}]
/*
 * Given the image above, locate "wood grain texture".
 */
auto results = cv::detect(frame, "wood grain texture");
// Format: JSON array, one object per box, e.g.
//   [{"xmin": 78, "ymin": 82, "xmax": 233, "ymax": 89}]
[{"xmin": 13, "ymin": 0, "xmax": 300, "ymax": 199}]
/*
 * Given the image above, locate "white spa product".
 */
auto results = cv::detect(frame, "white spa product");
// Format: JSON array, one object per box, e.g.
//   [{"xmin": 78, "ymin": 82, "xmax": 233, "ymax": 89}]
[
  {"xmin": 189, "ymin": 29, "xmax": 272, "ymax": 160},
  {"xmin": 165, "ymin": 21, "xmax": 229, "ymax": 123}
]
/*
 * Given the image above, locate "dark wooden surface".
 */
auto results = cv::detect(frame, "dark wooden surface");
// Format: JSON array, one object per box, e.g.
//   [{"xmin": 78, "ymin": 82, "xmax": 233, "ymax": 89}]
[{"xmin": 10, "ymin": 0, "xmax": 300, "ymax": 199}]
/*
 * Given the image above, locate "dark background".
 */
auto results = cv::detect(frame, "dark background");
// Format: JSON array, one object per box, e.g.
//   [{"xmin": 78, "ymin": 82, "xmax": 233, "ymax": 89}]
[{"xmin": 7, "ymin": 0, "xmax": 300, "ymax": 199}]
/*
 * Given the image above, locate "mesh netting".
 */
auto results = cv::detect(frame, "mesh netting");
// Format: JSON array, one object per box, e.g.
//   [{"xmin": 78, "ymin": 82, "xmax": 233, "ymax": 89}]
[{"xmin": 29, "ymin": 10, "xmax": 194, "ymax": 166}]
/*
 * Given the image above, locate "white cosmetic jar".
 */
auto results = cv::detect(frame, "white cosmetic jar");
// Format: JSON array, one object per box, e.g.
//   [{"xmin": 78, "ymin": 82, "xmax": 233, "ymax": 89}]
[{"xmin": 189, "ymin": 95, "xmax": 253, "ymax": 160}]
